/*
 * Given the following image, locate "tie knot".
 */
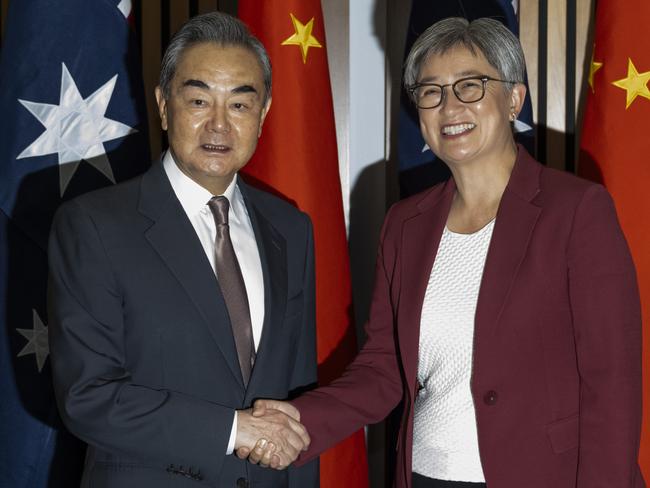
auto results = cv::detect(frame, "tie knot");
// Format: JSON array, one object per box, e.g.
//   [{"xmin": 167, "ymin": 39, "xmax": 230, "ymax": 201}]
[{"xmin": 208, "ymin": 196, "xmax": 230, "ymax": 225}]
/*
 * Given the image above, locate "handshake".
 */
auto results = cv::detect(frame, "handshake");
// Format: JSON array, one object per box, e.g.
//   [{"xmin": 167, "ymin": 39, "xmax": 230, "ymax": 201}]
[{"xmin": 234, "ymin": 399, "xmax": 309, "ymax": 470}]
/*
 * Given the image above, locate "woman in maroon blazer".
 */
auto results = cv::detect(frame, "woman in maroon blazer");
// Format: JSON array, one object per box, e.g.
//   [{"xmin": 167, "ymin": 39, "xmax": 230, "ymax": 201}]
[{"xmin": 242, "ymin": 17, "xmax": 644, "ymax": 488}]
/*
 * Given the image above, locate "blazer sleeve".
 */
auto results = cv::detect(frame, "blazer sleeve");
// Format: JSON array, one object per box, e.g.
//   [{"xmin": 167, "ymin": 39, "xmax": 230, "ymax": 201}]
[
  {"xmin": 292, "ymin": 204, "xmax": 404, "ymax": 462},
  {"xmin": 48, "ymin": 199, "xmax": 235, "ymax": 483},
  {"xmin": 567, "ymin": 185, "xmax": 644, "ymax": 487}
]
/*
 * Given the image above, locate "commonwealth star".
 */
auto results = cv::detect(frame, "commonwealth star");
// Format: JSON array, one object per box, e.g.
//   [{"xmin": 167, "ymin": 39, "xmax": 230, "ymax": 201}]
[{"xmin": 17, "ymin": 63, "xmax": 137, "ymax": 195}]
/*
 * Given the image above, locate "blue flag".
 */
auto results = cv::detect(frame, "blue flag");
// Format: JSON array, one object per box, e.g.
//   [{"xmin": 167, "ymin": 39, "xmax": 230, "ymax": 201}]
[
  {"xmin": 0, "ymin": 1, "xmax": 150, "ymax": 485},
  {"xmin": 398, "ymin": 0, "xmax": 535, "ymax": 198}
]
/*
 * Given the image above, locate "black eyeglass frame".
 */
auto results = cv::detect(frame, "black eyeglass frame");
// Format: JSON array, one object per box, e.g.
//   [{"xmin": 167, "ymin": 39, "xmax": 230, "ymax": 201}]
[{"xmin": 407, "ymin": 75, "xmax": 519, "ymax": 109}]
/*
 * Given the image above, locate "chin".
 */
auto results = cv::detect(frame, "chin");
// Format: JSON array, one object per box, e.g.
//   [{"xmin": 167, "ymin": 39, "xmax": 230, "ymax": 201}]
[{"xmin": 439, "ymin": 148, "xmax": 475, "ymax": 163}]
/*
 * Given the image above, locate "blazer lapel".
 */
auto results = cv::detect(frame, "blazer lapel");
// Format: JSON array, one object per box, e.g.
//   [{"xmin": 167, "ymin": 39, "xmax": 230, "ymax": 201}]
[
  {"xmin": 238, "ymin": 183, "xmax": 288, "ymax": 397},
  {"xmin": 138, "ymin": 163, "xmax": 243, "ymax": 386},
  {"xmin": 474, "ymin": 148, "xmax": 542, "ymax": 338},
  {"xmin": 397, "ymin": 180, "xmax": 455, "ymax": 397}
]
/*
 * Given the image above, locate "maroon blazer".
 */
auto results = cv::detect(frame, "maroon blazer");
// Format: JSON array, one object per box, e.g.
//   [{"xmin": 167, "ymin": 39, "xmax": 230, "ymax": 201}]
[{"xmin": 293, "ymin": 147, "xmax": 645, "ymax": 487}]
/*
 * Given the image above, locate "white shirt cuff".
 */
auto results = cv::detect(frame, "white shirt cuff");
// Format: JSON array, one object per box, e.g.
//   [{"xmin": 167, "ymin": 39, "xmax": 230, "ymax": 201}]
[{"xmin": 226, "ymin": 410, "xmax": 237, "ymax": 455}]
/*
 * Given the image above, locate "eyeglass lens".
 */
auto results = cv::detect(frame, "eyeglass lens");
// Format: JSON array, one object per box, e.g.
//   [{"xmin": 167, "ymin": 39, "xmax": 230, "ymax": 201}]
[{"xmin": 414, "ymin": 77, "xmax": 485, "ymax": 109}]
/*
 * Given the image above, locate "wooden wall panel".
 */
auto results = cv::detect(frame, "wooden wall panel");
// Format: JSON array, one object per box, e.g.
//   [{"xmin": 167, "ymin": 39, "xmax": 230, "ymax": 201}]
[
  {"xmin": 520, "ymin": 0, "xmax": 540, "ymax": 154},
  {"xmin": 169, "ymin": 1, "xmax": 190, "ymax": 37},
  {"xmin": 519, "ymin": 0, "xmax": 594, "ymax": 171},
  {"xmin": 546, "ymin": 0, "xmax": 568, "ymax": 169},
  {"xmin": 198, "ymin": 0, "xmax": 220, "ymax": 15}
]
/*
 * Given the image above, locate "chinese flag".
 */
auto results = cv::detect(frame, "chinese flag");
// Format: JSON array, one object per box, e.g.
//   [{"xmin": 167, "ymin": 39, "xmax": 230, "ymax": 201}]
[
  {"xmin": 578, "ymin": 0, "xmax": 650, "ymax": 478},
  {"xmin": 238, "ymin": 2, "xmax": 369, "ymax": 486}
]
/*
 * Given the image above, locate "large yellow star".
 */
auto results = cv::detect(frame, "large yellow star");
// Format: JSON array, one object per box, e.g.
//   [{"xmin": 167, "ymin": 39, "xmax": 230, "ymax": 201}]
[
  {"xmin": 612, "ymin": 58, "xmax": 650, "ymax": 109},
  {"xmin": 588, "ymin": 47, "xmax": 603, "ymax": 93},
  {"xmin": 281, "ymin": 13, "xmax": 323, "ymax": 64}
]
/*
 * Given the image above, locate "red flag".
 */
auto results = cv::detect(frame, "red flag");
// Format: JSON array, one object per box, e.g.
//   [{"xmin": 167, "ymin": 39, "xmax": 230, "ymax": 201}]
[
  {"xmin": 578, "ymin": 0, "xmax": 650, "ymax": 478},
  {"xmin": 238, "ymin": 2, "xmax": 369, "ymax": 486}
]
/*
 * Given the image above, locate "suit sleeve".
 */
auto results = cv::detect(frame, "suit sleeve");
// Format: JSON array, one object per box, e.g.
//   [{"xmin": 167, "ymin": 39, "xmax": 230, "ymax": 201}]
[
  {"xmin": 287, "ymin": 214, "xmax": 319, "ymax": 486},
  {"xmin": 292, "ymin": 205, "xmax": 404, "ymax": 462},
  {"xmin": 48, "ymin": 200, "xmax": 234, "ymax": 483},
  {"xmin": 288, "ymin": 215, "xmax": 318, "ymax": 393},
  {"xmin": 567, "ymin": 185, "xmax": 644, "ymax": 487}
]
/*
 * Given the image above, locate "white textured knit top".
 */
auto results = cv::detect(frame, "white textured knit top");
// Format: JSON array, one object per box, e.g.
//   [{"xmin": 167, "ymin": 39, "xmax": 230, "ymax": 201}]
[{"xmin": 412, "ymin": 219, "xmax": 495, "ymax": 482}]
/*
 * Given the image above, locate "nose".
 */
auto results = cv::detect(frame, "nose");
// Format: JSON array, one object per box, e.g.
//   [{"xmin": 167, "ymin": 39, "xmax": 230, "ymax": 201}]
[
  {"xmin": 438, "ymin": 88, "xmax": 464, "ymax": 116},
  {"xmin": 207, "ymin": 105, "xmax": 231, "ymax": 133}
]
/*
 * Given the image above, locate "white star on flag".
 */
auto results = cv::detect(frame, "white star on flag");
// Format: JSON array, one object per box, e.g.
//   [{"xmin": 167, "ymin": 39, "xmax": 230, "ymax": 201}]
[
  {"xmin": 117, "ymin": 0, "xmax": 132, "ymax": 18},
  {"xmin": 512, "ymin": 1, "xmax": 519, "ymax": 15},
  {"xmin": 16, "ymin": 310, "xmax": 50, "ymax": 373},
  {"xmin": 17, "ymin": 63, "xmax": 137, "ymax": 196}
]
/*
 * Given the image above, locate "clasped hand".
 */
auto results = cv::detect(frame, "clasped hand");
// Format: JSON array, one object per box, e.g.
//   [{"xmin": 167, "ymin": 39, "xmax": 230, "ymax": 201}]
[{"xmin": 235, "ymin": 400, "xmax": 306, "ymax": 469}]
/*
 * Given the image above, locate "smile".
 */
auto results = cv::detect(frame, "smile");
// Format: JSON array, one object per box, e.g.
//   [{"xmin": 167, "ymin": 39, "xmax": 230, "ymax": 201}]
[{"xmin": 441, "ymin": 123, "xmax": 476, "ymax": 136}]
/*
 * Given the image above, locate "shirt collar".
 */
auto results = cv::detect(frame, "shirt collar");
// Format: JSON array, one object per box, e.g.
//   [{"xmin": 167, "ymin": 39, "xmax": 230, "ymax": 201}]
[{"xmin": 162, "ymin": 150, "xmax": 244, "ymax": 222}]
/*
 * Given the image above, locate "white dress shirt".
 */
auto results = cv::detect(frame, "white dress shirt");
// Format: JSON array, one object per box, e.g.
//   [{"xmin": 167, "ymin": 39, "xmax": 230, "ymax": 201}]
[{"xmin": 163, "ymin": 151, "xmax": 264, "ymax": 454}]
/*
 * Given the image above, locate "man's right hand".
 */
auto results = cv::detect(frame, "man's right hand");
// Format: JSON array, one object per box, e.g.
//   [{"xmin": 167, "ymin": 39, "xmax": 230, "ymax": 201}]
[{"xmin": 234, "ymin": 405, "xmax": 308, "ymax": 469}]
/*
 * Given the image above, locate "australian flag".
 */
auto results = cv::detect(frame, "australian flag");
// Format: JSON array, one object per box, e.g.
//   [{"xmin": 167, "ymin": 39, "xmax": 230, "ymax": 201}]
[
  {"xmin": 0, "ymin": 1, "xmax": 150, "ymax": 486},
  {"xmin": 398, "ymin": 0, "xmax": 535, "ymax": 198}
]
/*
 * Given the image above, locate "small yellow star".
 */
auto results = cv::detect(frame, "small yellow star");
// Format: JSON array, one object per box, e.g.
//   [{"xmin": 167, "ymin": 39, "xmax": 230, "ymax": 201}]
[
  {"xmin": 281, "ymin": 13, "xmax": 323, "ymax": 64},
  {"xmin": 588, "ymin": 47, "xmax": 603, "ymax": 93},
  {"xmin": 612, "ymin": 58, "xmax": 650, "ymax": 109}
]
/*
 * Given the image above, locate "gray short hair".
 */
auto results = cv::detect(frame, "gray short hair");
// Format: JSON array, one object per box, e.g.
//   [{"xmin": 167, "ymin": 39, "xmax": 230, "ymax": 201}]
[
  {"xmin": 404, "ymin": 17, "xmax": 526, "ymax": 100},
  {"xmin": 159, "ymin": 11, "xmax": 271, "ymax": 103}
]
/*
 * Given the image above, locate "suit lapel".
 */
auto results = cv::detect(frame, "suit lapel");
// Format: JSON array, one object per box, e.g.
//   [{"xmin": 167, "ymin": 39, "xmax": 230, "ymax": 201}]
[
  {"xmin": 138, "ymin": 163, "xmax": 243, "ymax": 386},
  {"xmin": 238, "ymin": 183, "xmax": 287, "ymax": 397},
  {"xmin": 398, "ymin": 180, "xmax": 455, "ymax": 397},
  {"xmin": 474, "ymin": 149, "xmax": 542, "ymax": 338}
]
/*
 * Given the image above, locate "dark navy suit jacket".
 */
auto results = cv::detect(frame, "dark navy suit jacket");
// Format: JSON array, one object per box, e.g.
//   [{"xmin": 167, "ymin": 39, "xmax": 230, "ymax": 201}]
[{"xmin": 49, "ymin": 162, "xmax": 319, "ymax": 487}]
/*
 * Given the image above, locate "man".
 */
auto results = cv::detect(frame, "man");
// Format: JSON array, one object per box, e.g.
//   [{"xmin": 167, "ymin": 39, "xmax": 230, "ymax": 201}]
[{"xmin": 48, "ymin": 12, "xmax": 318, "ymax": 487}]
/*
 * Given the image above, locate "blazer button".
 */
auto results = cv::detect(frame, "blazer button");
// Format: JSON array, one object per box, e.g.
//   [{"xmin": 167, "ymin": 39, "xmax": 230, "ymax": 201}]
[
  {"xmin": 236, "ymin": 477, "xmax": 249, "ymax": 488},
  {"xmin": 483, "ymin": 390, "xmax": 498, "ymax": 405}
]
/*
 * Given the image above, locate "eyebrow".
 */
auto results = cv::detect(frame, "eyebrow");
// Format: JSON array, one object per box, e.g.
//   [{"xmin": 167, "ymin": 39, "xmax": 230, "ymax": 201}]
[
  {"xmin": 181, "ymin": 79, "xmax": 258, "ymax": 95},
  {"xmin": 182, "ymin": 79, "xmax": 210, "ymax": 90},
  {"xmin": 232, "ymin": 84, "xmax": 258, "ymax": 95}
]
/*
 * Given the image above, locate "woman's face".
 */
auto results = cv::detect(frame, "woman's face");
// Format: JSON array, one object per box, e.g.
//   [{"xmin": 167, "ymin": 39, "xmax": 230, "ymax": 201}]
[{"xmin": 416, "ymin": 45, "xmax": 525, "ymax": 167}]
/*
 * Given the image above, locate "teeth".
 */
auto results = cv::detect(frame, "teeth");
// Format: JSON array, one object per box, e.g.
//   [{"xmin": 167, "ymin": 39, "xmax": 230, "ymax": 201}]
[
  {"xmin": 442, "ymin": 123, "xmax": 475, "ymax": 135},
  {"xmin": 204, "ymin": 144, "xmax": 227, "ymax": 150}
]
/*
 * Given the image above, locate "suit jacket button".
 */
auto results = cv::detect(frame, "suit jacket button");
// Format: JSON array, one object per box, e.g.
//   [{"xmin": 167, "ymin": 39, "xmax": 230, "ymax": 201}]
[
  {"xmin": 483, "ymin": 390, "xmax": 498, "ymax": 405},
  {"xmin": 236, "ymin": 477, "xmax": 249, "ymax": 488}
]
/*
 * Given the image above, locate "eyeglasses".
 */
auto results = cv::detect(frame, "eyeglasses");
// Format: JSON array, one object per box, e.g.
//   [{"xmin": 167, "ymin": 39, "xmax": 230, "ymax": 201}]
[{"xmin": 407, "ymin": 76, "xmax": 518, "ymax": 109}]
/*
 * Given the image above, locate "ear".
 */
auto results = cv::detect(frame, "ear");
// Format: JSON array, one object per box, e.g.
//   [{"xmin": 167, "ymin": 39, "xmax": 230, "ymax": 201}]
[
  {"xmin": 154, "ymin": 86, "xmax": 168, "ymax": 131},
  {"xmin": 257, "ymin": 97, "xmax": 272, "ymax": 138},
  {"xmin": 508, "ymin": 83, "xmax": 527, "ymax": 119}
]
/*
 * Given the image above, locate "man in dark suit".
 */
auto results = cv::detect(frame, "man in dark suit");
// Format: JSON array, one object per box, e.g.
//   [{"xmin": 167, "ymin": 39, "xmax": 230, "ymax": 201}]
[{"xmin": 48, "ymin": 11, "xmax": 318, "ymax": 488}]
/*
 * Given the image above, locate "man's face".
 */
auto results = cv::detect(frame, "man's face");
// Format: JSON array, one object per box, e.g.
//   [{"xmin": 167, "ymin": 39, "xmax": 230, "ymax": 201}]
[{"xmin": 155, "ymin": 42, "xmax": 270, "ymax": 194}]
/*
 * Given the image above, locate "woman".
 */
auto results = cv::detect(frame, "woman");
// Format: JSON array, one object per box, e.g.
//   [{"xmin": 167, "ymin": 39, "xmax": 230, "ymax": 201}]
[{"xmin": 243, "ymin": 17, "xmax": 644, "ymax": 488}]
